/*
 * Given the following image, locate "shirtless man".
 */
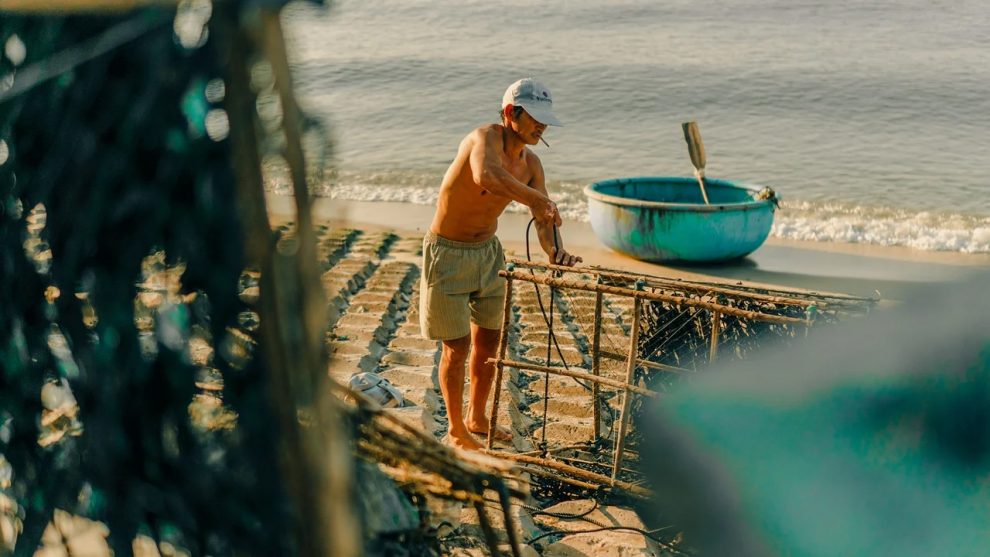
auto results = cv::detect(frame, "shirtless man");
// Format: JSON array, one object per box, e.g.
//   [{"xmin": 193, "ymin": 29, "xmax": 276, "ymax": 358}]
[{"xmin": 420, "ymin": 78, "xmax": 582, "ymax": 450}]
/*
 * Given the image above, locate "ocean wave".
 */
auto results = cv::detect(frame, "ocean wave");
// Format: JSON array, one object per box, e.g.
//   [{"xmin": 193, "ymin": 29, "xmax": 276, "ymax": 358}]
[
  {"xmin": 772, "ymin": 202, "xmax": 990, "ymax": 254},
  {"xmin": 270, "ymin": 170, "xmax": 990, "ymax": 254}
]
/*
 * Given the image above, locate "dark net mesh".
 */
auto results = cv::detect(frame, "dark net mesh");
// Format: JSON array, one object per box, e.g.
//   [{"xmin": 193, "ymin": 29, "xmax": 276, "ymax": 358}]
[{"xmin": 0, "ymin": 9, "xmax": 296, "ymax": 556}]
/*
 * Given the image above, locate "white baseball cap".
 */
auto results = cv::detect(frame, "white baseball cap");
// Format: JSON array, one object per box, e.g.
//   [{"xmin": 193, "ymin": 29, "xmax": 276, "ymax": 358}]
[{"xmin": 501, "ymin": 78, "xmax": 564, "ymax": 127}]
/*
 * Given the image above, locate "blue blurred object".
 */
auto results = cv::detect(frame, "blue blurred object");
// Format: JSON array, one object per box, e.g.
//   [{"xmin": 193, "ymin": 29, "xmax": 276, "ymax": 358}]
[{"xmin": 639, "ymin": 272, "xmax": 990, "ymax": 556}]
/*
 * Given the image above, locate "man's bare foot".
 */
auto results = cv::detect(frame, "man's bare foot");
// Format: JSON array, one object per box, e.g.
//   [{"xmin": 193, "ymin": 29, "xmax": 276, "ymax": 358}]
[
  {"xmin": 467, "ymin": 418, "xmax": 513, "ymax": 443},
  {"xmin": 444, "ymin": 430, "xmax": 483, "ymax": 451}
]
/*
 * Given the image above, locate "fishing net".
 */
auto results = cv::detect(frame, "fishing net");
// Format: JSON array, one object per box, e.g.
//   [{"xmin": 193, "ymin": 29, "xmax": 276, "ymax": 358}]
[
  {"xmin": 495, "ymin": 260, "xmax": 877, "ymax": 494},
  {"xmin": 0, "ymin": 5, "xmax": 317, "ymax": 555},
  {"xmin": 0, "ymin": 6, "xmax": 537, "ymax": 556}
]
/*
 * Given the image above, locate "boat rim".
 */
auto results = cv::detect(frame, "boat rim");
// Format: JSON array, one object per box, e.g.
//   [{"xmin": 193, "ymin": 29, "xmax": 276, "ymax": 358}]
[{"xmin": 584, "ymin": 176, "xmax": 775, "ymax": 212}]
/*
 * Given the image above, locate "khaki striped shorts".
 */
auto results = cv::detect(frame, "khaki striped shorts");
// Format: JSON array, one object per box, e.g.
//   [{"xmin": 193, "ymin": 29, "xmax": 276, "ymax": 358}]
[{"xmin": 419, "ymin": 231, "xmax": 506, "ymax": 340}]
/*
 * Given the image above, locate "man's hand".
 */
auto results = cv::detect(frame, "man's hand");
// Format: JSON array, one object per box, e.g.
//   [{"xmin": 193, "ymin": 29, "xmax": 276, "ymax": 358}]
[
  {"xmin": 550, "ymin": 246, "xmax": 582, "ymax": 267},
  {"xmin": 531, "ymin": 196, "xmax": 562, "ymax": 227}
]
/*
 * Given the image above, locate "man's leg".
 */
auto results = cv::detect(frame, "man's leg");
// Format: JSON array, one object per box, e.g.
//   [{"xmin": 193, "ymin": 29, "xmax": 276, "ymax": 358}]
[
  {"xmin": 466, "ymin": 323, "xmax": 509, "ymax": 439},
  {"xmin": 439, "ymin": 334, "xmax": 482, "ymax": 450}
]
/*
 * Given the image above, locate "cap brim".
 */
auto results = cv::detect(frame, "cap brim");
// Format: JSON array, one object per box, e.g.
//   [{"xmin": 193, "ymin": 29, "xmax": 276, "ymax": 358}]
[{"xmin": 518, "ymin": 101, "xmax": 564, "ymax": 127}]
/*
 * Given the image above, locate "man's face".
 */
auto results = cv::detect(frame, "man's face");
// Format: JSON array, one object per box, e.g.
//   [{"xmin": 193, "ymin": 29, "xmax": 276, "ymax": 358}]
[{"xmin": 511, "ymin": 108, "xmax": 548, "ymax": 146}]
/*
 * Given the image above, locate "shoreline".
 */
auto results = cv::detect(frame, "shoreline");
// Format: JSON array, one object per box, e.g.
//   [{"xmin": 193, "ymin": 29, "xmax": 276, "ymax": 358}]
[{"xmin": 270, "ymin": 195, "xmax": 990, "ymax": 300}]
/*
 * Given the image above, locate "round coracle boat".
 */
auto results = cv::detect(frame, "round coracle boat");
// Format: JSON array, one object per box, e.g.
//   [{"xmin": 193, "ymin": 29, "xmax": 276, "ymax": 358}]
[{"xmin": 584, "ymin": 176, "xmax": 777, "ymax": 263}]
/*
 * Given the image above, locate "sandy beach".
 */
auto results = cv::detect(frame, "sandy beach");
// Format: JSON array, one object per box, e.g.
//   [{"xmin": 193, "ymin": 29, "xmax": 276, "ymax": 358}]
[{"xmin": 269, "ymin": 193, "xmax": 988, "ymax": 555}]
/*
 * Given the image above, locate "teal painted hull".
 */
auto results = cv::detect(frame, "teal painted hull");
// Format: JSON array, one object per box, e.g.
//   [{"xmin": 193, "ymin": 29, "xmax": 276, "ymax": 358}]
[{"xmin": 584, "ymin": 177, "xmax": 776, "ymax": 263}]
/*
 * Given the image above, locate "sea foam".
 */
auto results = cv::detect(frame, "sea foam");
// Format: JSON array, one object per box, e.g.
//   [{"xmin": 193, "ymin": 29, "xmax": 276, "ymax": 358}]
[{"xmin": 271, "ymin": 170, "xmax": 990, "ymax": 254}]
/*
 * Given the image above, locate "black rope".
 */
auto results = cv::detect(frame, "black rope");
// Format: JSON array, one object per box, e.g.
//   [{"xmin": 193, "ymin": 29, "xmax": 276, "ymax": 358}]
[
  {"xmin": 542, "ymin": 278, "xmax": 553, "ymax": 451},
  {"xmin": 526, "ymin": 524, "xmax": 675, "ymax": 546},
  {"xmin": 525, "ymin": 499, "xmax": 599, "ymax": 520},
  {"xmin": 524, "ymin": 218, "xmax": 576, "ymax": 375},
  {"xmin": 524, "ymin": 218, "xmax": 625, "ymax": 448},
  {"xmin": 525, "ymin": 218, "xmax": 565, "ymax": 453}
]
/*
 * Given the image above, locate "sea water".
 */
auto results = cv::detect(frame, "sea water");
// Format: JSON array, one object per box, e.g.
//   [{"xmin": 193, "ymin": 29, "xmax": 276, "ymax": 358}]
[{"xmin": 280, "ymin": 0, "xmax": 990, "ymax": 253}]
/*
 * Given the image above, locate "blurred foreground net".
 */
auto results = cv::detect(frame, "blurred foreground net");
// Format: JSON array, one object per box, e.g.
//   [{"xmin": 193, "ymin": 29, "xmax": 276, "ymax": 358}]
[
  {"xmin": 0, "ymin": 4, "xmax": 538, "ymax": 556},
  {"xmin": 0, "ymin": 8, "xmax": 294, "ymax": 556},
  {"xmin": 639, "ymin": 272, "xmax": 990, "ymax": 556}
]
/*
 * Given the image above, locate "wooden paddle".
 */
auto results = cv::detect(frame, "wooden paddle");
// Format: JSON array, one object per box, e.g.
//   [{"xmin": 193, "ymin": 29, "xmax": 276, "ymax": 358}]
[{"xmin": 682, "ymin": 121, "xmax": 711, "ymax": 204}]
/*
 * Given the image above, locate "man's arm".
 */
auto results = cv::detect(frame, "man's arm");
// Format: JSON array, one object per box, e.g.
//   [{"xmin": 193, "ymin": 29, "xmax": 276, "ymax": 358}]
[
  {"xmin": 468, "ymin": 127, "xmax": 560, "ymax": 226},
  {"xmin": 528, "ymin": 155, "xmax": 582, "ymax": 267}
]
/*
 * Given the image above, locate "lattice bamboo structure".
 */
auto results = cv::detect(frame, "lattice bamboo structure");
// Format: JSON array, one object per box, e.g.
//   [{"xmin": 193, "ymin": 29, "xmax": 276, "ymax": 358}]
[{"xmin": 485, "ymin": 258, "xmax": 878, "ymax": 497}]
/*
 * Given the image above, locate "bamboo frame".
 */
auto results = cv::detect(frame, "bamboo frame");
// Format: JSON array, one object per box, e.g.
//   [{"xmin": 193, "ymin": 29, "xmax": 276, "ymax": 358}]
[
  {"xmin": 555, "ymin": 455, "xmax": 640, "ymax": 479},
  {"xmin": 487, "ymin": 277, "xmax": 514, "ymax": 450},
  {"xmin": 334, "ymin": 381, "xmax": 523, "ymax": 481},
  {"xmin": 591, "ymin": 290, "xmax": 603, "ymax": 440},
  {"xmin": 518, "ymin": 465, "xmax": 600, "ymax": 491},
  {"xmin": 482, "ymin": 260, "xmax": 873, "ymax": 501},
  {"xmin": 611, "ymin": 298, "xmax": 641, "ymax": 480},
  {"xmin": 340, "ymin": 381, "xmax": 526, "ymax": 557},
  {"xmin": 486, "ymin": 451, "xmax": 652, "ymax": 499},
  {"xmin": 499, "ymin": 270, "xmax": 806, "ymax": 325},
  {"xmin": 506, "ymin": 257, "xmax": 876, "ymax": 308},
  {"xmin": 599, "ymin": 350, "xmax": 690, "ymax": 374},
  {"xmin": 486, "ymin": 358, "xmax": 658, "ymax": 398},
  {"xmin": 516, "ymin": 443, "xmax": 591, "ymax": 458}
]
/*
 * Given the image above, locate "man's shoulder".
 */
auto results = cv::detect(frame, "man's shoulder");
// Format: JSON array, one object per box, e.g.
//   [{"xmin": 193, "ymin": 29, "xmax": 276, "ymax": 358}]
[
  {"xmin": 470, "ymin": 123, "xmax": 503, "ymax": 138},
  {"xmin": 460, "ymin": 124, "xmax": 504, "ymax": 150}
]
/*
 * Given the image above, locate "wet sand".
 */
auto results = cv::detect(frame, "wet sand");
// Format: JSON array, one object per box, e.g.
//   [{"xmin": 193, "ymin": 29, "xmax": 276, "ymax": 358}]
[{"xmin": 279, "ymin": 196, "xmax": 990, "ymax": 300}]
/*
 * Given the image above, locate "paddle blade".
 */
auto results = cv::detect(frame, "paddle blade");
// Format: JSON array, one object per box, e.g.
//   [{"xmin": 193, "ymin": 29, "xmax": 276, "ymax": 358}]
[{"xmin": 682, "ymin": 121, "xmax": 707, "ymax": 171}]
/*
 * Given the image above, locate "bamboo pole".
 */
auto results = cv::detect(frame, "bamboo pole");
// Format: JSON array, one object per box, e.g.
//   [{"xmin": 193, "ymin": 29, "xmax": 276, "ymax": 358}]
[
  {"xmin": 496, "ymin": 483, "xmax": 524, "ymax": 557},
  {"xmin": 556, "ymin": 455, "xmax": 640, "ymax": 478},
  {"xmin": 517, "ymin": 465, "xmax": 600, "ymax": 491},
  {"xmin": 486, "ymin": 358, "xmax": 658, "ymax": 398},
  {"xmin": 505, "ymin": 257, "xmax": 873, "ymax": 308},
  {"xmin": 488, "ymin": 277, "xmax": 515, "ymax": 450},
  {"xmin": 612, "ymin": 298, "xmax": 641, "ymax": 481},
  {"xmin": 262, "ymin": 12, "xmax": 360, "ymax": 555},
  {"xmin": 709, "ymin": 310, "xmax": 721, "ymax": 363},
  {"xmin": 356, "ymin": 428, "xmax": 526, "ymax": 500},
  {"xmin": 637, "ymin": 359, "xmax": 685, "ymax": 374},
  {"xmin": 516, "ymin": 443, "xmax": 590, "ymax": 458},
  {"xmin": 216, "ymin": 8, "xmax": 356, "ymax": 556},
  {"xmin": 590, "ymin": 290, "xmax": 603, "ymax": 440},
  {"xmin": 547, "ymin": 443, "xmax": 596, "ymax": 455},
  {"xmin": 599, "ymin": 350, "xmax": 690, "ymax": 374},
  {"xmin": 499, "ymin": 270, "xmax": 806, "ymax": 325},
  {"xmin": 360, "ymin": 421, "xmax": 526, "ymax": 557},
  {"xmin": 487, "ymin": 451, "xmax": 652, "ymax": 499},
  {"xmin": 337, "ymin": 383, "xmax": 527, "ymax": 498},
  {"xmin": 473, "ymin": 500, "xmax": 504, "ymax": 557}
]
